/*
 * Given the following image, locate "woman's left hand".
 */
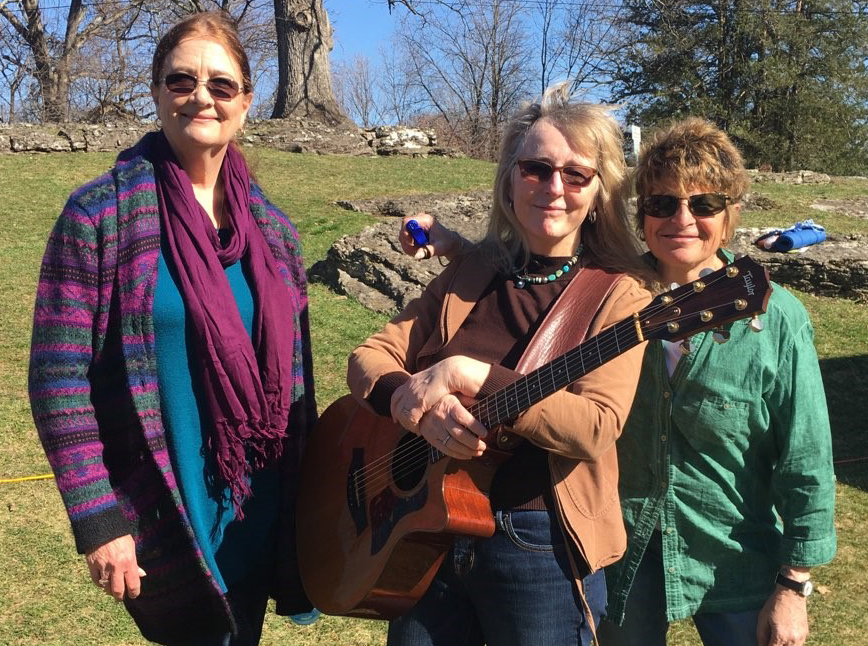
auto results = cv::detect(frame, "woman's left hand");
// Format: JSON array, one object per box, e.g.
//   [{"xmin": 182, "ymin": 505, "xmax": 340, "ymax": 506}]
[
  {"xmin": 418, "ymin": 394, "xmax": 488, "ymax": 459},
  {"xmin": 756, "ymin": 586, "xmax": 809, "ymax": 646},
  {"xmin": 399, "ymin": 213, "xmax": 463, "ymax": 260},
  {"xmin": 391, "ymin": 355, "xmax": 491, "ymax": 433}
]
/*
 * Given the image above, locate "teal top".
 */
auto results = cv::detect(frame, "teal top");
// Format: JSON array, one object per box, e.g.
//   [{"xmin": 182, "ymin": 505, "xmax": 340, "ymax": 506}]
[
  {"xmin": 606, "ymin": 251, "xmax": 836, "ymax": 623},
  {"xmin": 153, "ymin": 243, "xmax": 279, "ymax": 591}
]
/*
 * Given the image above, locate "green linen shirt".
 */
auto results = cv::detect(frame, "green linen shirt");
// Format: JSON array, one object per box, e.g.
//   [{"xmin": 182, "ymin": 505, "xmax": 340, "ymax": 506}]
[{"xmin": 606, "ymin": 264, "xmax": 836, "ymax": 623}]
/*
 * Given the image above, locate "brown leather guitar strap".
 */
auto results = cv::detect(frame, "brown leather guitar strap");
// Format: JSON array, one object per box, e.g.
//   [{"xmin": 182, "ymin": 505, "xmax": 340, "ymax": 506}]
[
  {"xmin": 510, "ymin": 265, "xmax": 622, "ymax": 644},
  {"xmin": 514, "ymin": 266, "xmax": 623, "ymax": 375}
]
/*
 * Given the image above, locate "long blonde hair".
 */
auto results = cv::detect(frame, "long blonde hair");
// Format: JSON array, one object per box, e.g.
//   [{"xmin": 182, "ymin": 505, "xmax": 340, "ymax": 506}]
[{"xmin": 485, "ymin": 83, "xmax": 647, "ymax": 280}]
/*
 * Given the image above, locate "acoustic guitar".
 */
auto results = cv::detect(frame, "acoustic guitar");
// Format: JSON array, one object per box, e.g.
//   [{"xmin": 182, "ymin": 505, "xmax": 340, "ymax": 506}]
[{"xmin": 297, "ymin": 256, "xmax": 771, "ymax": 620}]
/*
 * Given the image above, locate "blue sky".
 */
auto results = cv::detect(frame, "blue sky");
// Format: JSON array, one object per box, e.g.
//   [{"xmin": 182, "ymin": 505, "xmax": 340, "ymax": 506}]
[{"xmin": 325, "ymin": 0, "xmax": 398, "ymax": 64}]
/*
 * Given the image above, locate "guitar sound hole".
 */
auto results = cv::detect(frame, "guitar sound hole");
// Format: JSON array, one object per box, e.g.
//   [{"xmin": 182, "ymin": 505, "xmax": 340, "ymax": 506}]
[{"xmin": 392, "ymin": 434, "xmax": 429, "ymax": 492}]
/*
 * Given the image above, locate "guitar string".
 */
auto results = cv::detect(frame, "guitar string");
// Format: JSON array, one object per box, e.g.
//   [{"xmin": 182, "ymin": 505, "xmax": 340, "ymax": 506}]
[
  {"xmin": 354, "ymin": 282, "xmax": 753, "ymax": 491},
  {"xmin": 357, "ymin": 306, "xmax": 731, "ymax": 492},
  {"xmin": 349, "ymin": 269, "xmax": 739, "ymax": 483},
  {"xmin": 474, "ymin": 270, "xmax": 742, "ymax": 424},
  {"xmin": 356, "ymin": 312, "xmax": 744, "ymax": 490},
  {"xmin": 350, "ymin": 307, "xmax": 651, "ymax": 484},
  {"xmin": 353, "ymin": 270, "xmax": 754, "ymax": 489}
]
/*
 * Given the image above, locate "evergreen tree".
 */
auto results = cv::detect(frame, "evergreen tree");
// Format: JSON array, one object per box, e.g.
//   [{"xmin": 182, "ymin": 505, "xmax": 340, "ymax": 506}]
[{"xmin": 611, "ymin": 1, "xmax": 868, "ymax": 174}]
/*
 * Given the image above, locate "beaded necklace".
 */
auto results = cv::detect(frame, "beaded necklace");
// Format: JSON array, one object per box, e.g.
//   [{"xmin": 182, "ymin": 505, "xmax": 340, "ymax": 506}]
[{"xmin": 512, "ymin": 244, "xmax": 583, "ymax": 289}]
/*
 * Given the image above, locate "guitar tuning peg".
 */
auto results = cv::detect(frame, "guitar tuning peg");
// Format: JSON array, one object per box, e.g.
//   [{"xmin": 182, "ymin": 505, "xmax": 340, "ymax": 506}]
[
  {"xmin": 679, "ymin": 339, "xmax": 694, "ymax": 355},
  {"xmin": 712, "ymin": 328, "xmax": 730, "ymax": 344},
  {"xmin": 669, "ymin": 282, "xmax": 680, "ymax": 291},
  {"xmin": 749, "ymin": 315, "xmax": 764, "ymax": 333},
  {"xmin": 698, "ymin": 268, "xmax": 714, "ymax": 278}
]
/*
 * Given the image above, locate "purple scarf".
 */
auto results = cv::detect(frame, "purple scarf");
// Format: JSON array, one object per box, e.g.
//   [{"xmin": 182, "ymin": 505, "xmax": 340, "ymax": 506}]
[{"xmin": 151, "ymin": 132, "xmax": 293, "ymax": 517}]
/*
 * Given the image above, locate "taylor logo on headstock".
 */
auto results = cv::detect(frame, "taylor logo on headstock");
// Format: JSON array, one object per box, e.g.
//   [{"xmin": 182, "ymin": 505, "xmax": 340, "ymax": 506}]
[{"xmin": 743, "ymin": 270, "xmax": 756, "ymax": 296}]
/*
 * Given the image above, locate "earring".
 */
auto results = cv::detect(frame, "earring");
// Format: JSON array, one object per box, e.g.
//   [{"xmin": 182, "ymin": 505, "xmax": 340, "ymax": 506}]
[{"xmin": 587, "ymin": 209, "xmax": 597, "ymax": 223}]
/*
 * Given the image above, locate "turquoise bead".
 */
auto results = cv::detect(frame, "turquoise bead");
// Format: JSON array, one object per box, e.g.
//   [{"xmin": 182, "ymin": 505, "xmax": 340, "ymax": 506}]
[{"xmin": 511, "ymin": 245, "xmax": 583, "ymax": 288}]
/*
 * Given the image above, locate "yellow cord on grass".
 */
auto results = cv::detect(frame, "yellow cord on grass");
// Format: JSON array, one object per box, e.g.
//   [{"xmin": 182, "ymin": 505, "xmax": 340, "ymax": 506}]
[{"xmin": 0, "ymin": 474, "xmax": 54, "ymax": 484}]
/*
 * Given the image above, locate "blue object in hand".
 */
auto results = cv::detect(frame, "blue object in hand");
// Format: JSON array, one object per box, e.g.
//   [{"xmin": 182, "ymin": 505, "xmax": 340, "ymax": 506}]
[
  {"xmin": 406, "ymin": 219, "xmax": 429, "ymax": 247},
  {"xmin": 773, "ymin": 220, "xmax": 826, "ymax": 252}
]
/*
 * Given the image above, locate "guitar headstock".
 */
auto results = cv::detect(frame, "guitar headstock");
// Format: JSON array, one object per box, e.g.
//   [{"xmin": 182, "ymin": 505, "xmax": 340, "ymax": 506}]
[{"xmin": 638, "ymin": 256, "xmax": 771, "ymax": 343}]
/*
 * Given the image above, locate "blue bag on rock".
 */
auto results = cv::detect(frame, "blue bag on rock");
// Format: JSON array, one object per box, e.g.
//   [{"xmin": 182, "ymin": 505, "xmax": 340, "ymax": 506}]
[{"xmin": 774, "ymin": 219, "xmax": 826, "ymax": 251}]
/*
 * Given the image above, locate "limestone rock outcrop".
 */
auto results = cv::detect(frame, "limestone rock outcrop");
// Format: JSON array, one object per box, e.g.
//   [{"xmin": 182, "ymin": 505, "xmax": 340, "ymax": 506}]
[{"xmin": 310, "ymin": 190, "xmax": 868, "ymax": 313}]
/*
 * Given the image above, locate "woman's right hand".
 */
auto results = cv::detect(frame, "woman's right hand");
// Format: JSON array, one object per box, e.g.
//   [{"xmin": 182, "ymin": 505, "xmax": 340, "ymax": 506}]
[
  {"xmin": 85, "ymin": 534, "xmax": 146, "ymax": 601},
  {"xmin": 391, "ymin": 355, "xmax": 491, "ymax": 433},
  {"xmin": 418, "ymin": 394, "xmax": 487, "ymax": 460},
  {"xmin": 399, "ymin": 213, "xmax": 463, "ymax": 260}
]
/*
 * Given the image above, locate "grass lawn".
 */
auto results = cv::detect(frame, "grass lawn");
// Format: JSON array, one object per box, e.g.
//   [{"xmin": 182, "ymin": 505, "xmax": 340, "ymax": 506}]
[{"xmin": 1, "ymin": 149, "xmax": 865, "ymax": 645}]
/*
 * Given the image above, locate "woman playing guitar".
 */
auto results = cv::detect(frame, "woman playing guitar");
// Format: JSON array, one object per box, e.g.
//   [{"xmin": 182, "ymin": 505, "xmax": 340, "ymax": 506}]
[{"xmin": 347, "ymin": 83, "xmax": 653, "ymax": 646}]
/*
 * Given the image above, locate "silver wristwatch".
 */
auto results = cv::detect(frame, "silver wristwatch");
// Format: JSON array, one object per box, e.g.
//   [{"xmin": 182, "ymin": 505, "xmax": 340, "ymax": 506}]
[{"xmin": 775, "ymin": 572, "xmax": 813, "ymax": 597}]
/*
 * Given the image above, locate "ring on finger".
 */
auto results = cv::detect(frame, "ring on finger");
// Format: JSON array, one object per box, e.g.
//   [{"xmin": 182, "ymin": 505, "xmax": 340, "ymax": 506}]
[
  {"xmin": 98, "ymin": 576, "xmax": 110, "ymax": 586},
  {"xmin": 422, "ymin": 246, "xmax": 432, "ymax": 259},
  {"xmin": 442, "ymin": 435, "xmax": 451, "ymax": 447}
]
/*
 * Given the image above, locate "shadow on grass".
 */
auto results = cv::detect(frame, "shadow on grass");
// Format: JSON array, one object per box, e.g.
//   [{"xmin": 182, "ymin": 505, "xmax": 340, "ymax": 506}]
[{"xmin": 821, "ymin": 354, "xmax": 868, "ymax": 491}]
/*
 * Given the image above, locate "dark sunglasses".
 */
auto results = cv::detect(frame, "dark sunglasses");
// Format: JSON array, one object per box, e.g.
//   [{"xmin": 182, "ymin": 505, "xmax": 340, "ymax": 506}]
[
  {"xmin": 162, "ymin": 72, "xmax": 242, "ymax": 101},
  {"xmin": 517, "ymin": 159, "xmax": 597, "ymax": 188},
  {"xmin": 641, "ymin": 192, "xmax": 730, "ymax": 219}
]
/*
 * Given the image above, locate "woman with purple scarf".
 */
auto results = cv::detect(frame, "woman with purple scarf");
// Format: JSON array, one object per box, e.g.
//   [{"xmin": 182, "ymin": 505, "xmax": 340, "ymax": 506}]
[{"xmin": 28, "ymin": 11, "xmax": 315, "ymax": 646}]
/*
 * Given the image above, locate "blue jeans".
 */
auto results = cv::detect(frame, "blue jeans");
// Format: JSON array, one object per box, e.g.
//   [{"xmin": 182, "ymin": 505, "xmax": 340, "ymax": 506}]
[
  {"xmin": 388, "ymin": 509, "xmax": 607, "ymax": 646},
  {"xmin": 597, "ymin": 531, "xmax": 760, "ymax": 646}
]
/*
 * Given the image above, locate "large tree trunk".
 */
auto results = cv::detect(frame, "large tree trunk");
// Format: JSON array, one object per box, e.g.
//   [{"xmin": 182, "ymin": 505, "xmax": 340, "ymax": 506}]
[
  {"xmin": 0, "ymin": 0, "xmax": 141, "ymax": 123},
  {"xmin": 16, "ymin": 0, "xmax": 69, "ymax": 121},
  {"xmin": 271, "ymin": 0, "xmax": 348, "ymax": 124}
]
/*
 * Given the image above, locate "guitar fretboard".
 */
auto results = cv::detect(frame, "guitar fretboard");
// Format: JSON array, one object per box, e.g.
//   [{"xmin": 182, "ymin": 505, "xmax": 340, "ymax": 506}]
[
  {"xmin": 426, "ymin": 318, "xmax": 642, "ymax": 463},
  {"xmin": 471, "ymin": 318, "xmax": 641, "ymax": 428}
]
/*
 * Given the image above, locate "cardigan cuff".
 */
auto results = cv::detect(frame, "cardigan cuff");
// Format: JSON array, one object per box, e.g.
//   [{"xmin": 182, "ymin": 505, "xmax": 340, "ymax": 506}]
[
  {"xmin": 71, "ymin": 506, "xmax": 134, "ymax": 555},
  {"xmin": 368, "ymin": 371, "xmax": 411, "ymax": 417}
]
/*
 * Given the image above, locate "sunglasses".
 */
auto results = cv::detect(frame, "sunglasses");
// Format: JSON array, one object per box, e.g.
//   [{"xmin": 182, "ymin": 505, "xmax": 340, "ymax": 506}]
[
  {"xmin": 517, "ymin": 159, "xmax": 597, "ymax": 188},
  {"xmin": 641, "ymin": 193, "xmax": 730, "ymax": 219},
  {"xmin": 162, "ymin": 72, "xmax": 242, "ymax": 101}
]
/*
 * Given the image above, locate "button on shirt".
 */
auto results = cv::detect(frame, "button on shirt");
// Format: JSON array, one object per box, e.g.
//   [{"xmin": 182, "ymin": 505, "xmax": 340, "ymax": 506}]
[{"xmin": 606, "ymin": 271, "xmax": 836, "ymax": 623}]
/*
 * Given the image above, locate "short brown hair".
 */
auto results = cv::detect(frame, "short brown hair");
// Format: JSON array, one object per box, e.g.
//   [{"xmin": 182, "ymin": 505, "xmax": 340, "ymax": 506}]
[
  {"xmin": 151, "ymin": 11, "xmax": 252, "ymax": 94},
  {"xmin": 487, "ymin": 83, "xmax": 647, "ymax": 280},
  {"xmin": 634, "ymin": 117, "xmax": 749, "ymax": 243}
]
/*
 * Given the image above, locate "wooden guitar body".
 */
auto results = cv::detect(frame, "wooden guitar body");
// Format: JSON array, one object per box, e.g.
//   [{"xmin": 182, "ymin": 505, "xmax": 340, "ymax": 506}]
[{"xmin": 296, "ymin": 395, "xmax": 505, "ymax": 620}]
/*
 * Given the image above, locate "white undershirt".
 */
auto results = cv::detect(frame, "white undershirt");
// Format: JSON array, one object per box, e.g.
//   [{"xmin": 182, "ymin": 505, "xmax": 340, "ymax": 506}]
[{"xmin": 662, "ymin": 339, "xmax": 683, "ymax": 377}]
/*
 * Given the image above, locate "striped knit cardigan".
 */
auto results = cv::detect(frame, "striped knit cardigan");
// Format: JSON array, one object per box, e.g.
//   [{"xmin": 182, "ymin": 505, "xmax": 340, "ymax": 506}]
[{"xmin": 28, "ymin": 134, "xmax": 317, "ymax": 644}]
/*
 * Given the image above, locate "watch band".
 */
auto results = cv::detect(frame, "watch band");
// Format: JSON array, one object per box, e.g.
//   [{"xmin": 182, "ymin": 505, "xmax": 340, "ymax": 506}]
[{"xmin": 775, "ymin": 572, "xmax": 813, "ymax": 597}]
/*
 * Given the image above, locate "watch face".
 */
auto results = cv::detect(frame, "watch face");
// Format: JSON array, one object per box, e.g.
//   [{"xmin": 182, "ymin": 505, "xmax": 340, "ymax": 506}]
[{"xmin": 801, "ymin": 579, "xmax": 814, "ymax": 597}]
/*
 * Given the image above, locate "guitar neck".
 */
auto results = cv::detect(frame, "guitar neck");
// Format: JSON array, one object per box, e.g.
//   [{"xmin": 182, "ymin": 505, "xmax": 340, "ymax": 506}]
[
  {"xmin": 468, "ymin": 318, "xmax": 642, "ymax": 430},
  {"xmin": 424, "ymin": 256, "xmax": 772, "ymax": 461}
]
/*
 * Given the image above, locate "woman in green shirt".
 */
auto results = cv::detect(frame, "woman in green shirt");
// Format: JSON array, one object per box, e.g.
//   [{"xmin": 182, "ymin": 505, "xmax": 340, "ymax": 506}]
[{"xmin": 598, "ymin": 118, "xmax": 836, "ymax": 646}]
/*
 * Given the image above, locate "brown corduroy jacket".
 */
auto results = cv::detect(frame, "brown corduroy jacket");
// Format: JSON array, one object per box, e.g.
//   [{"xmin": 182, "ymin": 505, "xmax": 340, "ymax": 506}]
[{"xmin": 347, "ymin": 248, "xmax": 650, "ymax": 577}]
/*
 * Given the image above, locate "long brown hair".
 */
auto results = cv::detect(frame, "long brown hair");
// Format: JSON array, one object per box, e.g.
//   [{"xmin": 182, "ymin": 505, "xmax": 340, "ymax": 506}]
[
  {"xmin": 485, "ymin": 83, "xmax": 647, "ymax": 281},
  {"xmin": 151, "ymin": 10, "xmax": 252, "ymax": 94}
]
